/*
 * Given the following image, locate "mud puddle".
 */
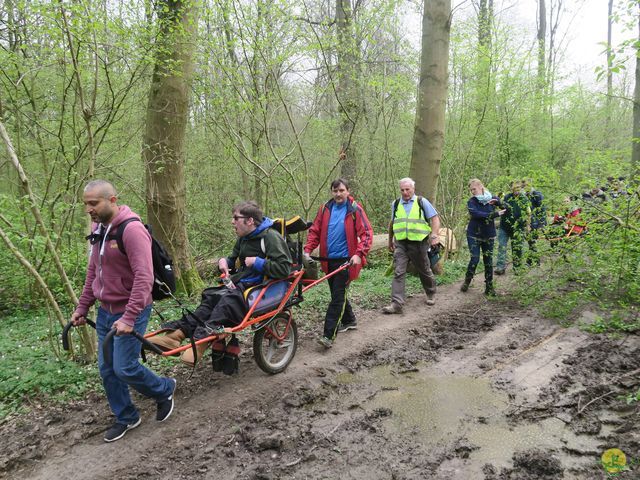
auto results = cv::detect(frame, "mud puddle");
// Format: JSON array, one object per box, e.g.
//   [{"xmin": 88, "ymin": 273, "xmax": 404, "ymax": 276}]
[
  {"xmin": 2, "ymin": 283, "xmax": 639, "ymax": 480},
  {"xmin": 337, "ymin": 365, "xmax": 609, "ymax": 477}
]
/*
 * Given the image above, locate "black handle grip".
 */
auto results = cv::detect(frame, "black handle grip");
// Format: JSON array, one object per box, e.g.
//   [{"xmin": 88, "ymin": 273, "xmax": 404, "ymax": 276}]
[
  {"xmin": 62, "ymin": 319, "xmax": 96, "ymax": 351},
  {"xmin": 103, "ymin": 329, "xmax": 116, "ymax": 364}
]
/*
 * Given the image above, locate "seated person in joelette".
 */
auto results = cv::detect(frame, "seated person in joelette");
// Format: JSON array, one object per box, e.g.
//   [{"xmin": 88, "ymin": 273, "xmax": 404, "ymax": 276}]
[{"xmin": 149, "ymin": 201, "xmax": 292, "ymax": 365}]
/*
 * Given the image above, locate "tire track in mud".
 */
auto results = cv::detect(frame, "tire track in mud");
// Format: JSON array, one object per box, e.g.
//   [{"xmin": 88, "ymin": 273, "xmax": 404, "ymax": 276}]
[{"xmin": 3, "ymin": 279, "xmax": 639, "ymax": 480}]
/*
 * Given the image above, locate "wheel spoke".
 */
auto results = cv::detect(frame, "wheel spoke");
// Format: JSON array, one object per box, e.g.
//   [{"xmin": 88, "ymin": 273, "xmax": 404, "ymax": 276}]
[{"xmin": 265, "ymin": 340, "xmax": 276, "ymax": 362}]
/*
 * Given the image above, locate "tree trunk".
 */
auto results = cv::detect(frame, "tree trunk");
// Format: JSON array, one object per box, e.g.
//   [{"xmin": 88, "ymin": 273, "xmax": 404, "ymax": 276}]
[
  {"xmin": 537, "ymin": 0, "xmax": 547, "ymax": 104},
  {"xmin": 606, "ymin": 0, "xmax": 614, "ymax": 139},
  {"xmin": 336, "ymin": 0, "xmax": 360, "ymax": 188},
  {"xmin": 409, "ymin": 0, "xmax": 452, "ymax": 205},
  {"xmin": 632, "ymin": 5, "xmax": 640, "ymax": 171},
  {"xmin": 143, "ymin": 0, "xmax": 203, "ymax": 295}
]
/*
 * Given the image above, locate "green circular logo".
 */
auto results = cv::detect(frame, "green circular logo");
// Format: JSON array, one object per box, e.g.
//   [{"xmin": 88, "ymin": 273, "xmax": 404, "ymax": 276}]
[{"xmin": 601, "ymin": 448, "xmax": 626, "ymax": 474}]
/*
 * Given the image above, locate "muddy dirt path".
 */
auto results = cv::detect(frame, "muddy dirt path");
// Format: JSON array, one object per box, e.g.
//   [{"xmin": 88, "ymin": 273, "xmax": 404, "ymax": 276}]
[{"xmin": 1, "ymin": 278, "xmax": 638, "ymax": 479}]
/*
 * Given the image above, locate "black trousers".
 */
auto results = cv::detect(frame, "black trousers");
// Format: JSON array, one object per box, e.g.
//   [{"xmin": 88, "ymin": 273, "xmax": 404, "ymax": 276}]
[
  {"xmin": 168, "ymin": 286, "xmax": 248, "ymax": 340},
  {"xmin": 323, "ymin": 260, "xmax": 356, "ymax": 339}
]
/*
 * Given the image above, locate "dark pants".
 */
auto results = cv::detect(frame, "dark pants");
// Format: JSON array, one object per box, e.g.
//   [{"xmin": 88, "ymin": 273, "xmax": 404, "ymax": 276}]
[
  {"xmin": 526, "ymin": 228, "xmax": 542, "ymax": 265},
  {"xmin": 324, "ymin": 260, "xmax": 355, "ymax": 339},
  {"xmin": 169, "ymin": 286, "xmax": 248, "ymax": 340},
  {"xmin": 466, "ymin": 235, "xmax": 494, "ymax": 285}
]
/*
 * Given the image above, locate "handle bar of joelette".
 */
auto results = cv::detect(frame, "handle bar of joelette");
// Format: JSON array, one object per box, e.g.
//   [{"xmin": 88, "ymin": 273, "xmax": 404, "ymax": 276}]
[
  {"xmin": 62, "ymin": 319, "xmax": 96, "ymax": 351},
  {"xmin": 62, "ymin": 320, "xmax": 165, "ymax": 361}
]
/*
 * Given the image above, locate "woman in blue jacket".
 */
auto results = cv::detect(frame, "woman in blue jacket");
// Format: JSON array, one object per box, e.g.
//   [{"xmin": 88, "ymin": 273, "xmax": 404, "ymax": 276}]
[{"xmin": 461, "ymin": 179, "xmax": 505, "ymax": 296}]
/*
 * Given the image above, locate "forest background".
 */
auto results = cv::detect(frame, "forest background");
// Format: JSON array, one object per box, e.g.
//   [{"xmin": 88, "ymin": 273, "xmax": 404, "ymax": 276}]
[{"xmin": 0, "ymin": 0, "xmax": 639, "ymax": 414}]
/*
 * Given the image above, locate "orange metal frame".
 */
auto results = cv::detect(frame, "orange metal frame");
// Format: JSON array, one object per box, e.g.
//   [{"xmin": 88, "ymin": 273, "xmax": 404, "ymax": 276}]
[{"xmin": 143, "ymin": 263, "xmax": 349, "ymax": 356}]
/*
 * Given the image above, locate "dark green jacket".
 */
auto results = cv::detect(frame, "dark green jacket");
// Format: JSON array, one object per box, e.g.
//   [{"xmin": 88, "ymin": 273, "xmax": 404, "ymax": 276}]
[{"xmin": 226, "ymin": 217, "xmax": 292, "ymax": 285}]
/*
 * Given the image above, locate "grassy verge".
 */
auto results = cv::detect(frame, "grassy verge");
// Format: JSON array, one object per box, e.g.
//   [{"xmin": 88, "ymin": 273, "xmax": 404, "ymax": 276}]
[
  {"xmin": 0, "ymin": 253, "xmax": 466, "ymax": 420},
  {"xmin": 507, "ymin": 238, "xmax": 640, "ymax": 334}
]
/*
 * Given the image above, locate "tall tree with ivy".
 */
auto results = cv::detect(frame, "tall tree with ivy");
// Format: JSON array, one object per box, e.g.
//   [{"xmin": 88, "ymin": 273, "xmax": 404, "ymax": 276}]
[
  {"xmin": 632, "ymin": 0, "xmax": 640, "ymax": 171},
  {"xmin": 336, "ymin": 0, "xmax": 361, "ymax": 187},
  {"xmin": 142, "ymin": 0, "xmax": 203, "ymax": 294},
  {"xmin": 410, "ymin": 0, "xmax": 452, "ymax": 204}
]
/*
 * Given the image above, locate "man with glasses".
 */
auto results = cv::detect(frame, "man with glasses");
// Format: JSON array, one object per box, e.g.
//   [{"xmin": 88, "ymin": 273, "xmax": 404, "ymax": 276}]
[{"xmin": 149, "ymin": 201, "xmax": 292, "ymax": 366}]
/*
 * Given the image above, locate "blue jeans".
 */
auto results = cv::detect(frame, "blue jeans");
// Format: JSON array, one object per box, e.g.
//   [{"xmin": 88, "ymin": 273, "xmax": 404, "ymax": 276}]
[
  {"xmin": 466, "ymin": 235, "xmax": 494, "ymax": 284},
  {"xmin": 96, "ymin": 305, "xmax": 174, "ymax": 425},
  {"xmin": 496, "ymin": 227, "xmax": 525, "ymax": 271}
]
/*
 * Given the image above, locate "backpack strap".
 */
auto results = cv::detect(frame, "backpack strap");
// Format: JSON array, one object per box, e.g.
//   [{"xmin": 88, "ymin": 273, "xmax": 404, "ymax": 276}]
[
  {"xmin": 416, "ymin": 196, "xmax": 429, "ymax": 220},
  {"xmin": 349, "ymin": 200, "xmax": 358, "ymax": 230},
  {"xmin": 392, "ymin": 198, "xmax": 401, "ymax": 221},
  {"xmin": 106, "ymin": 218, "xmax": 141, "ymax": 256}
]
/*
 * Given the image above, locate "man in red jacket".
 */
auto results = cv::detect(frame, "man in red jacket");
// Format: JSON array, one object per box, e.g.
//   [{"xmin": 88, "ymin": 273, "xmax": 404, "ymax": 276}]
[
  {"xmin": 71, "ymin": 180, "xmax": 176, "ymax": 442},
  {"xmin": 304, "ymin": 178, "xmax": 373, "ymax": 348}
]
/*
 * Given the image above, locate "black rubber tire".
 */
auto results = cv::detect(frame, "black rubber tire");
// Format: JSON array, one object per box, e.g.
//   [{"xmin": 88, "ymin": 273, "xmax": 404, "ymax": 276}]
[{"xmin": 253, "ymin": 312, "xmax": 298, "ymax": 374}]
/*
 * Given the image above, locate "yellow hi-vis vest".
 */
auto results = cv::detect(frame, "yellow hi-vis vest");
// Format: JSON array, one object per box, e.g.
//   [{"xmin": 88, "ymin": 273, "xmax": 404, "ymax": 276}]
[{"xmin": 393, "ymin": 198, "xmax": 432, "ymax": 241}]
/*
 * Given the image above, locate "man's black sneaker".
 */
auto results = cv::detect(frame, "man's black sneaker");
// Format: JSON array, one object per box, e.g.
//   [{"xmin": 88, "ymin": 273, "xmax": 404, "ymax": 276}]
[
  {"xmin": 104, "ymin": 418, "xmax": 141, "ymax": 442},
  {"xmin": 156, "ymin": 378, "xmax": 176, "ymax": 422},
  {"xmin": 338, "ymin": 322, "xmax": 358, "ymax": 333}
]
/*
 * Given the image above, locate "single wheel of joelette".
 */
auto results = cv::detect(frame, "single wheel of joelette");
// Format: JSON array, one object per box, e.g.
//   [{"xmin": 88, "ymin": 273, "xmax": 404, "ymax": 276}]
[{"xmin": 253, "ymin": 311, "xmax": 298, "ymax": 374}]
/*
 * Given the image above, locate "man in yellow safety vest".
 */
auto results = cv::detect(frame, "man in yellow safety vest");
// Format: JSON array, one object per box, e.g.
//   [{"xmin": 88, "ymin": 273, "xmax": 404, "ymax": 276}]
[{"xmin": 382, "ymin": 177, "xmax": 441, "ymax": 314}]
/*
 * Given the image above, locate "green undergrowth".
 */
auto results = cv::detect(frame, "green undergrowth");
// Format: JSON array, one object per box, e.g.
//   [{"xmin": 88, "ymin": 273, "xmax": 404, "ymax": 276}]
[
  {"xmin": 0, "ymin": 312, "xmax": 102, "ymax": 420},
  {"xmin": 0, "ymin": 254, "xmax": 467, "ymax": 421},
  {"xmin": 508, "ymin": 232, "xmax": 639, "ymax": 334}
]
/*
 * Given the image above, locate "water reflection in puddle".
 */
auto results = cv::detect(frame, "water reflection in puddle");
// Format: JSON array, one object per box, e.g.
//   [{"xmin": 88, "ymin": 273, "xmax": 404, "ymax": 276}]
[{"xmin": 339, "ymin": 365, "xmax": 603, "ymax": 474}]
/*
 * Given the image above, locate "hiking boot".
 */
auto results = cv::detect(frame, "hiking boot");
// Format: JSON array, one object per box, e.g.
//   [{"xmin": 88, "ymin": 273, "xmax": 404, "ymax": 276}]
[
  {"xmin": 156, "ymin": 378, "xmax": 176, "ymax": 422},
  {"xmin": 426, "ymin": 295, "xmax": 436, "ymax": 306},
  {"xmin": 104, "ymin": 418, "xmax": 141, "ymax": 443},
  {"xmin": 317, "ymin": 336, "xmax": 333, "ymax": 349},
  {"xmin": 495, "ymin": 268, "xmax": 505, "ymax": 275},
  {"xmin": 338, "ymin": 322, "xmax": 358, "ymax": 333},
  {"xmin": 382, "ymin": 303, "xmax": 402, "ymax": 314},
  {"xmin": 484, "ymin": 284, "xmax": 497, "ymax": 297},
  {"xmin": 147, "ymin": 329, "xmax": 185, "ymax": 352},
  {"xmin": 460, "ymin": 276, "xmax": 472, "ymax": 292},
  {"xmin": 180, "ymin": 341, "xmax": 211, "ymax": 366}
]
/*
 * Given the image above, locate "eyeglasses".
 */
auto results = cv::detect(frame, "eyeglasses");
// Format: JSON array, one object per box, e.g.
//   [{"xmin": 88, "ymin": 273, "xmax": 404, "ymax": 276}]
[{"xmin": 232, "ymin": 215, "xmax": 248, "ymax": 221}]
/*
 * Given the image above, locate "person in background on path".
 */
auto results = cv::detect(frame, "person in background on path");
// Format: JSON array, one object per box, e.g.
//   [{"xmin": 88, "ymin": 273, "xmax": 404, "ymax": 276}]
[
  {"xmin": 495, "ymin": 180, "xmax": 531, "ymax": 275},
  {"xmin": 523, "ymin": 178, "xmax": 546, "ymax": 266},
  {"xmin": 461, "ymin": 179, "xmax": 506, "ymax": 296},
  {"xmin": 382, "ymin": 177, "xmax": 440, "ymax": 314},
  {"xmin": 304, "ymin": 178, "xmax": 373, "ymax": 349},
  {"xmin": 71, "ymin": 180, "xmax": 176, "ymax": 443}
]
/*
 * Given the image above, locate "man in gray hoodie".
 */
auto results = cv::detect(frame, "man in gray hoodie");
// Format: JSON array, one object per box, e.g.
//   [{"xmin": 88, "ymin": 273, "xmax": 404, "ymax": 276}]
[{"xmin": 71, "ymin": 180, "xmax": 176, "ymax": 442}]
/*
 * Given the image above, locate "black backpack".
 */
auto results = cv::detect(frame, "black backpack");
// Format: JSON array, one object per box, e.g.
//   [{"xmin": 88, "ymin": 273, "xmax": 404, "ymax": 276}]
[{"xmin": 90, "ymin": 218, "xmax": 176, "ymax": 300}]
